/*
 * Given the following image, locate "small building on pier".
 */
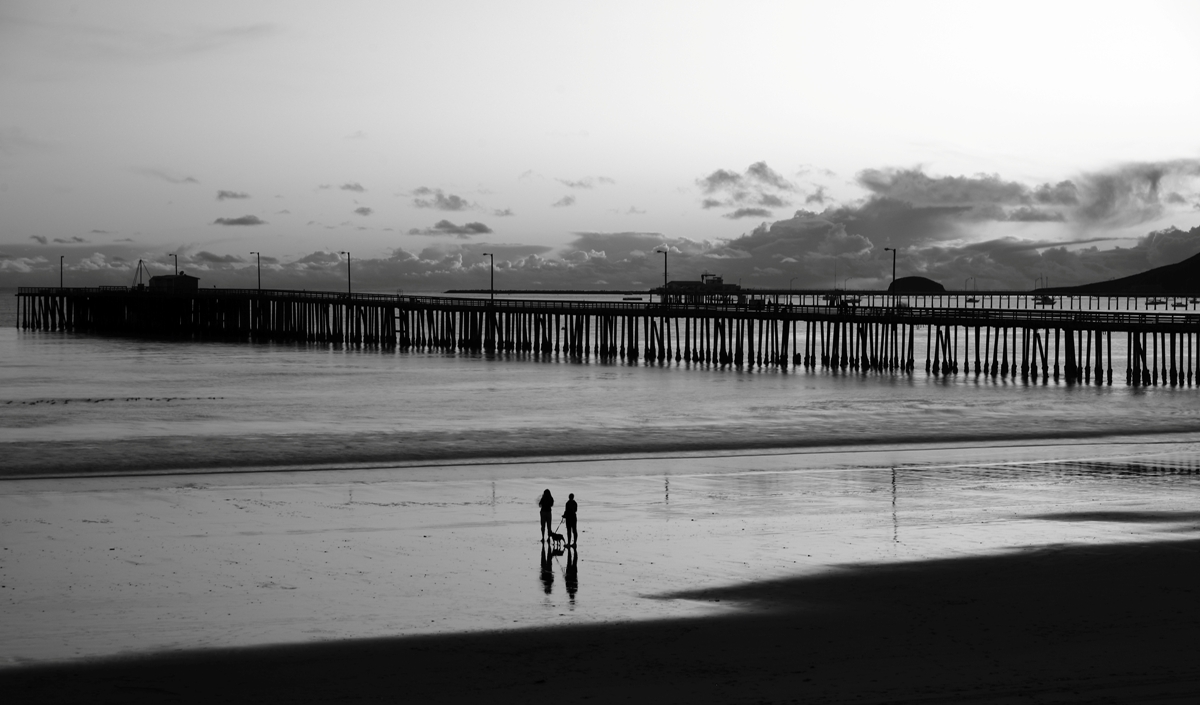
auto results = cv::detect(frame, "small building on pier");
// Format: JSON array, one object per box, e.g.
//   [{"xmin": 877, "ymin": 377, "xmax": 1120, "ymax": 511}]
[
  {"xmin": 655, "ymin": 273, "xmax": 742, "ymax": 305},
  {"xmin": 149, "ymin": 272, "xmax": 200, "ymax": 294}
]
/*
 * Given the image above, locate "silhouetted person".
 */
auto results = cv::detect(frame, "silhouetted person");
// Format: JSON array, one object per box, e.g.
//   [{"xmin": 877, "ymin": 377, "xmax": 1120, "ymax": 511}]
[
  {"xmin": 539, "ymin": 545, "xmax": 554, "ymax": 595},
  {"xmin": 565, "ymin": 547, "xmax": 578, "ymax": 603},
  {"xmin": 563, "ymin": 493, "xmax": 578, "ymax": 546},
  {"xmin": 538, "ymin": 489, "xmax": 554, "ymax": 542}
]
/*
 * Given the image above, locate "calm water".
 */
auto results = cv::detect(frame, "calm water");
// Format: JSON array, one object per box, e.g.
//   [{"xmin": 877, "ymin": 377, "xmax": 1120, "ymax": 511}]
[{"xmin": 3, "ymin": 290, "xmax": 1200, "ymax": 476}]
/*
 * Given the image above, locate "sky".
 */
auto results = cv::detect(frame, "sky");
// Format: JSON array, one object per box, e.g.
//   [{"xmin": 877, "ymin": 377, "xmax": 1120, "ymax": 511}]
[{"xmin": 3, "ymin": 0, "xmax": 1200, "ymax": 292}]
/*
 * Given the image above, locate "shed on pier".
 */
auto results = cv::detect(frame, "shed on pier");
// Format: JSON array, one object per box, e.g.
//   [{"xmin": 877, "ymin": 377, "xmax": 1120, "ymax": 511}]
[{"xmin": 149, "ymin": 272, "xmax": 200, "ymax": 293}]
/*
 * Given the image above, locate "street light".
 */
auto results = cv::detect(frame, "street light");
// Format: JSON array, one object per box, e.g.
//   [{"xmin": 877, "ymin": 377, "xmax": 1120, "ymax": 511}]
[
  {"xmin": 60, "ymin": 255, "xmax": 64, "ymax": 289},
  {"xmin": 481, "ymin": 252, "xmax": 494, "ymax": 302},
  {"xmin": 169, "ymin": 253, "xmax": 178, "ymax": 276},
  {"xmin": 884, "ymin": 247, "xmax": 897, "ymax": 306},
  {"xmin": 339, "ymin": 251, "xmax": 351, "ymax": 294},
  {"xmin": 250, "ymin": 252, "xmax": 261, "ymax": 290},
  {"xmin": 655, "ymin": 248, "xmax": 668, "ymax": 306}
]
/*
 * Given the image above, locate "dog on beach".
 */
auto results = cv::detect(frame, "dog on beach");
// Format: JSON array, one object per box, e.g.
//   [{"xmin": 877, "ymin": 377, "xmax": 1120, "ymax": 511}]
[{"xmin": 548, "ymin": 531, "xmax": 565, "ymax": 548}]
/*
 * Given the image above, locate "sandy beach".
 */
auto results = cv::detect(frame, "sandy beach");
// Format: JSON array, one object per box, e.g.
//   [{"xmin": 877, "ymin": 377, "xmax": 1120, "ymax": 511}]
[{"xmin": 3, "ymin": 440, "xmax": 1200, "ymax": 702}]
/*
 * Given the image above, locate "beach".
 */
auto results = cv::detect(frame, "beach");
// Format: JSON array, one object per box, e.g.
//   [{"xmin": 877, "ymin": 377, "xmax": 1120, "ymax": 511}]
[
  {"xmin": 4, "ymin": 321, "xmax": 1200, "ymax": 701},
  {"xmin": 4, "ymin": 439, "xmax": 1200, "ymax": 702}
]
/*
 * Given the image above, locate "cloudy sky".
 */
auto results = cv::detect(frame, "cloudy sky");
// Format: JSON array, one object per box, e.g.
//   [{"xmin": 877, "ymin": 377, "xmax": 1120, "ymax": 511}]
[{"xmin": 3, "ymin": 0, "xmax": 1200, "ymax": 292}]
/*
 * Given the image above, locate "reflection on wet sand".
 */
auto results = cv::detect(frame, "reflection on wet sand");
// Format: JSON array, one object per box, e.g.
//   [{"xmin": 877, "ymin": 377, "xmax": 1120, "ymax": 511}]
[{"xmin": 564, "ymin": 548, "xmax": 578, "ymax": 604}]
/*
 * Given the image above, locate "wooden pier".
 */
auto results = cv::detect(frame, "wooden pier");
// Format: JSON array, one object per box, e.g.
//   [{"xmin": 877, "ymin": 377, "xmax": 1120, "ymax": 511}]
[{"xmin": 16, "ymin": 286, "xmax": 1200, "ymax": 387}]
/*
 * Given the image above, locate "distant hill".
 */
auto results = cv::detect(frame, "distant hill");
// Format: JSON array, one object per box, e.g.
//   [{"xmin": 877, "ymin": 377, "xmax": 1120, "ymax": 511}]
[{"xmin": 1042, "ymin": 249, "xmax": 1200, "ymax": 294}]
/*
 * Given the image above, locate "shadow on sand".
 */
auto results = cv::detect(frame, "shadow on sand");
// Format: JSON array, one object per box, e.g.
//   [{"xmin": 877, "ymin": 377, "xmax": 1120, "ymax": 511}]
[{"xmin": 5, "ymin": 535, "xmax": 1200, "ymax": 703}]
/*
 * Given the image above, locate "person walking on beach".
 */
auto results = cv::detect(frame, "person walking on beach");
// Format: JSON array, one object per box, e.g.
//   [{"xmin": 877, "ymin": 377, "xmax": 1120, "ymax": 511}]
[
  {"xmin": 563, "ymin": 493, "xmax": 578, "ymax": 547},
  {"xmin": 538, "ymin": 489, "xmax": 554, "ymax": 542}
]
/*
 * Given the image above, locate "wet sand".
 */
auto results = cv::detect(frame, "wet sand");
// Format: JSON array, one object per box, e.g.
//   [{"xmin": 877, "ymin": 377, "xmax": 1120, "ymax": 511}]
[
  {"xmin": 3, "ymin": 441, "xmax": 1200, "ymax": 701},
  {"xmin": 6, "ymin": 538, "xmax": 1200, "ymax": 703}
]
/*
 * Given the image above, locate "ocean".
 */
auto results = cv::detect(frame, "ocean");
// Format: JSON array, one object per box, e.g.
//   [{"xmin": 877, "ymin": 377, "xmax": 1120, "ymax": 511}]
[{"xmin": 3, "ymin": 287, "xmax": 1200, "ymax": 664}]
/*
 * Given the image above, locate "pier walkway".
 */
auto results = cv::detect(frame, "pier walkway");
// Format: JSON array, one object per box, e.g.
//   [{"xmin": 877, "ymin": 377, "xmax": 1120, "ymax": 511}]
[{"xmin": 16, "ymin": 286, "xmax": 1200, "ymax": 387}]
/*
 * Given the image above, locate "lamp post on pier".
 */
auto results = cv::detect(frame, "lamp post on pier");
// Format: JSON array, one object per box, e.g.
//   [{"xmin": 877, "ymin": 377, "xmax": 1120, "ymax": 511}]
[
  {"xmin": 250, "ymin": 252, "xmax": 261, "ymax": 290},
  {"xmin": 169, "ymin": 253, "xmax": 178, "ymax": 276},
  {"xmin": 339, "ymin": 252, "xmax": 351, "ymax": 294},
  {"xmin": 884, "ymin": 247, "xmax": 897, "ymax": 306},
  {"xmin": 59, "ymin": 256, "xmax": 64, "ymax": 288},
  {"xmin": 482, "ymin": 253, "xmax": 494, "ymax": 302},
  {"xmin": 655, "ymin": 248, "xmax": 668, "ymax": 305}
]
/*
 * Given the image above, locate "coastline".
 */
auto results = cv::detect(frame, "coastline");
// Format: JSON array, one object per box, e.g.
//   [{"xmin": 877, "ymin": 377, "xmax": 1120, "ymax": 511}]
[
  {"xmin": 6, "ymin": 537, "xmax": 1200, "ymax": 703},
  {"xmin": 4, "ymin": 426, "xmax": 1200, "ymax": 481}
]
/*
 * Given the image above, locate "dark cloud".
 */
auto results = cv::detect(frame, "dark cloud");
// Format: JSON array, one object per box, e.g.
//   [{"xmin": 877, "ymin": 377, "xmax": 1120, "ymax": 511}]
[
  {"xmin": 805, "ymin": 186, "xmax": 829, "ymax": 206},
  {"xmin": 745, "ymin": 162, "xmax": 794, "ymax": 191},
  {"xmin": 354, "ymin": 207, "xmax": 373, "ymax": 216},
  {"xmin": 29, "ymin": 235, "xmax": 47, "ymax": 244},
  {"xmin": 340, "ymin": 182, "xmax": 366, "ymax": 192},
  {"xmin": 213, "ymin": 215, "xmax": 266, "ymax": 226},
  {"xmin": 132, "ymin": 168, "xmax": 199, "ymax": 185},
  {"xmin": 193, "ymin": 251, "xmax": 245, "ymax": 264},
  {"xmin": 724, "ymin": 207, "xmax": 773, "ymax": 219},
  {"xmin": 89, "ymin": 229, "xmax": 113, "ymax": 235},
  {"xmin": 697, "ymin": 162, "xmax": 795, "ymax": 211},
  {"xmin": 552, "ymin": 195, "xmax": 576, "ymax": 208},
  {"xmin": 412, "ymin": 188, "xmax": 472, "ymax": 211},
  {"xmin": 1073, "ymin": 160, "xmax": 1200, "ymax": 227},
  {"xmin": 408, "ymin": 220, "xmax": 493, "ymax": 238},
  {"xmin": 52, "ymin": 236, "xmax": 89, "ymax": 244},
  {"xmin": 1166, "ymin": 192, "xmax": 1188, "ymax": 205},
  {"xmin": 216, "ymin": 190, "xmax": 250, "ymax": 201},
  {"xmin": 1033, "ymin": 180, "xmax": 1079, "ymax": 205},
  {"xmin": 857, "ymin": 168, "xmax": 1028, "ymax": 205},
  {"xmin": 1006, "ymin": 206, "xmax": 1065, "ymax": 222},
  {"xmin": 492, "ymin": 208, "xmax": 514, "ymax": 217}
]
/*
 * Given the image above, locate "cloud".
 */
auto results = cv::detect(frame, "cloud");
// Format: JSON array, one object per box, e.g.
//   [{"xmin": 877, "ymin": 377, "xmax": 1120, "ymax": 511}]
[
  {"xmin": 407, "ymin": 220, "xmax": 494, "ymax": 238},
  {"xmin": 52, "ymin": 236, "xmax": 89, "ymax": 244},
  {"xmin": 857, "ymin": 168, "xmax": 1029, "ymax": 205},
  {"xmin": 556, "ymin": 176, "xmax": 616, "ymax": 189},
  {"xmin": 29, "ymin": 235, "xmax": 47, "ymax": 244},
  {"xmin": 213, "ymin": 215, "xmax": 266, "ymax": 226},
  {"xmin": 697, "ymin": 161, "xmax": 795, "ymax": 211},
  {"xmin": 724, "ymin": 207, "xmax": 773, "ymax": 219},
  {"xmin": 275, "ymin": 209, "xmax": 291, "ymax": 214},
  {"xmin": 89, "ymin": 229, "xmax": 113, "ymax": 235},
  {"xmin": 552, "ymin": 195, "xmax": 576, "ymax": 208},
  {"xmin": 217, "ymin": 190, "xmax": 250, "ymax": 200},
  {"xmin": 340, "ymin": 182, "xmax": 366, "ymax": 192},
  {"xmin": 493, "ymin": 208, "xmax": 514, "ymax": 217},
  {"xmin": 132, "ymin": 168, "xmax": 199, "ymax": 185},
  {"xmin": 354, "ymin": 207, "xmax": 373, "ymax": 216},
  {"xmin": 192, "ymin": 251, "xmax": 245, "ymax": 264},
  {"xmin": 805, "ymin": 186, "xmax": 829, "ymax": 205},
  {"xmin": 1007, "ymin": 206, "xmax": 1065, "ymax": 222},
  {"xmin": 412, "ymin": 188, "xmax": 473, "ymax": 211},
  {"xmin": 1073, "ymin": 160, "xmax": 1200, "ymax": 227},
  {"xmin": 627, "ymin": 206, "xmax": 646, "ymax": 215},
  {"xmin": 0, "ymin": 127, "xmax": 52, "ymax": 156}
]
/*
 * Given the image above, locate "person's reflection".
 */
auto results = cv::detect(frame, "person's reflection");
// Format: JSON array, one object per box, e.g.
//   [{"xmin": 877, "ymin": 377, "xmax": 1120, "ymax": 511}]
[
  {"xmin": 565, "ymin": 547, "xmax": 578, "ymax": 603},
  {"xmin": 539, "ymin": 544, "xmax": 554, "ymax": 595}
]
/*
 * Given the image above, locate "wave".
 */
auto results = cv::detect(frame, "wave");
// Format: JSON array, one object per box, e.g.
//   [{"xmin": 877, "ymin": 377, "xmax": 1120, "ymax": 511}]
[{"xmin": 5, "ymin": 423, "xmax": 1200, "ymax": 480}]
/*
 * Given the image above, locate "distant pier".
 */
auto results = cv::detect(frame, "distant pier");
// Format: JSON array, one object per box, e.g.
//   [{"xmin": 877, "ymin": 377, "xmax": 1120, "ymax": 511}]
[{"xmin": 15, "ymin": 286, "xmax": 1200, "ymax": 387}]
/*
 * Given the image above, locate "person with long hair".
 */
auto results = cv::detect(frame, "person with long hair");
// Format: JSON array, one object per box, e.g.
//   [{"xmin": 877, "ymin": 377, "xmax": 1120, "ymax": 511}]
[{"xmin": 538, "ymin": 489, "xmax": 554, "ymax": 542}]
